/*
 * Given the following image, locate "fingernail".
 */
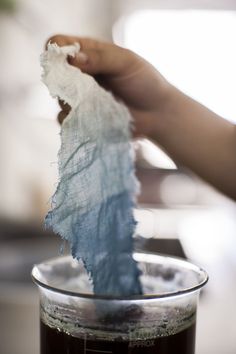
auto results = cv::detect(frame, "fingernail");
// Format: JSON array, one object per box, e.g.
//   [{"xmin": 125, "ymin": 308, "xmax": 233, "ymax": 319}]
[{"xmin": 75, "ymin": 52, "xmax": 89, "ymax": 64}]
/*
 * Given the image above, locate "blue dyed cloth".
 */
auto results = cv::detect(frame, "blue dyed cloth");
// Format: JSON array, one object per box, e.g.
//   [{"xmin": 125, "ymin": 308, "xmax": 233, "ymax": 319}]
[{"xmin": 42, "ymin": 43, "xmax": 142, "ymax": 296}]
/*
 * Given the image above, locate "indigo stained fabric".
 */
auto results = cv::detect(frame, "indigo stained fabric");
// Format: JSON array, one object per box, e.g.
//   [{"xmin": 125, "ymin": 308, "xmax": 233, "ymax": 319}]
[{"xmin": 41, "ymin": 43, "xmax": 142, "ymax": 296}]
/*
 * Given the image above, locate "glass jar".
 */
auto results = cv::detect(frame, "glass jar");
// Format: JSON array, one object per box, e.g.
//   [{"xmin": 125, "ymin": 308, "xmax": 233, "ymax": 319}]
[{"xmin": 32, "ymin": 252, "xmax": 208, "ymax": 354}]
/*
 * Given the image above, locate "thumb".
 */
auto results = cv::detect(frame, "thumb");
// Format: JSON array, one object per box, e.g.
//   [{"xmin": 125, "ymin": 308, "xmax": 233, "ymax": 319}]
[
  {"xmin": 68, "ymin": 45, "xmax": 138, "ymax": 78},
  {"xmin": 67, "ymin": 48, "xmax": 104, "ymax": 75}
]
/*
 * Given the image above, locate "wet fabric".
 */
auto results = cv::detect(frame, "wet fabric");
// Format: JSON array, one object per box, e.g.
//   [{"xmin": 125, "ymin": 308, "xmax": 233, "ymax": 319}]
[{"xmin": 41, "ymin": 43, "xmax": 142, "ymax": 296}]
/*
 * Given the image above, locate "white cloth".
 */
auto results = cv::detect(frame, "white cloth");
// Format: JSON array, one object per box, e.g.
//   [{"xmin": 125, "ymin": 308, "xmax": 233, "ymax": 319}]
[{"xmin": 41, "ymin": 43, "xmax": 142, "ymax": 296}]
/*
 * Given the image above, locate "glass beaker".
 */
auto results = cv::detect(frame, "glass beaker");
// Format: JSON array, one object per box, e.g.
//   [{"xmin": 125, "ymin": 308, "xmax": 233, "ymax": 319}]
[{"xmin": 32, "ymin": 252, "xmax": 208, "ymax": 354}]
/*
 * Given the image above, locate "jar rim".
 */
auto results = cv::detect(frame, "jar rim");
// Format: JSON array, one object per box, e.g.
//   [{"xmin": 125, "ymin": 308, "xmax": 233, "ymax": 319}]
[{"xmin": 31, "ymin": 252, "xmax": 208, "ymax": 301}]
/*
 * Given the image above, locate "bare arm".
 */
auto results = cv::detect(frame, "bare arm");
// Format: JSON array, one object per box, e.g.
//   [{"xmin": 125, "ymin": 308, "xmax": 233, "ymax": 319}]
[
  {"xmin": 49, "ymin": 35, "xmax": 236, "ymax": 200},
  {"xmin": 149, "ymin": 86, "xmax": 236, "ymax": 199}
]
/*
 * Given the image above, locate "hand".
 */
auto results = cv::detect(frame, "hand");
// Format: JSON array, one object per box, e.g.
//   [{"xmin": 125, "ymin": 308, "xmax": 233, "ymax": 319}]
[
  {"xmin": 46, "ymin": 35, "xmax": 236, "ymax": 200},
  {"xmin": 47, "ymin": 35, "xmax": 171, "ymax": 137}
]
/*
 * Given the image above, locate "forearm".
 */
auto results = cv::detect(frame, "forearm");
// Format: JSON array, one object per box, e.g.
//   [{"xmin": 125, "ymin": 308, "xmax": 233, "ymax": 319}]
[{"xmin": 151, "ymin": 85, "xmax": 236, "ymax": 200}]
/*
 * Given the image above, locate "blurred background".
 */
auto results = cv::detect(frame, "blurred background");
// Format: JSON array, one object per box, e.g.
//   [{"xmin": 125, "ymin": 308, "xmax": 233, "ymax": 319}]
[{"xmin": 0, "ymin": 1, "xmax": 236, "ymax": 353}]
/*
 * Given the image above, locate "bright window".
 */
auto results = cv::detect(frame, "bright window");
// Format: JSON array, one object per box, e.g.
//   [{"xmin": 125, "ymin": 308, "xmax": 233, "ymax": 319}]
[{"xmin": 114, "ymin": 10, "xmax": 236, "ymax": 123}]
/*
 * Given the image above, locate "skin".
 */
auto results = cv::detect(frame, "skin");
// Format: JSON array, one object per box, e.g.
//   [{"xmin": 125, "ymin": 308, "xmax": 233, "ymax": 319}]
[{"xmin": 47, "ymin": 35, "xmax": 236, "ymax": 201}]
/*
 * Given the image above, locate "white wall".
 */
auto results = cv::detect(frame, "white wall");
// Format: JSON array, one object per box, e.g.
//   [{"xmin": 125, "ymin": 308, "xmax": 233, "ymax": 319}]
[{"xmin": 0, "ymin": 0, "xmax": 114, "ymax": 221}]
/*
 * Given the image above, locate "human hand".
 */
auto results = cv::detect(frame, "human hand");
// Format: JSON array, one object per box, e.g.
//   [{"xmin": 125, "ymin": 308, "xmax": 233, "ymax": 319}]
[
  {"xmin": 46, "ymin": 35, "xmax": 236, "ymax": 200},
  {"xmin": 47, "ymin": 35, "xmax": 171, "ymax": 138}
]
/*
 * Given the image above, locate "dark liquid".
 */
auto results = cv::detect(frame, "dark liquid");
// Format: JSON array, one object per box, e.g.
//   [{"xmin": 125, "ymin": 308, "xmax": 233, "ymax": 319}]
[{"xmin": 41, "ymin": 320, "xmax": 196, "ymax": 354}]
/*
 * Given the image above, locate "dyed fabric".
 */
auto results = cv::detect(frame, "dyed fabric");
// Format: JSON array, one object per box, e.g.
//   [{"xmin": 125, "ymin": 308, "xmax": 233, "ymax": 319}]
[{"xmin": 42, "ymin": 43, "xmax": 142, "ymax": 296}]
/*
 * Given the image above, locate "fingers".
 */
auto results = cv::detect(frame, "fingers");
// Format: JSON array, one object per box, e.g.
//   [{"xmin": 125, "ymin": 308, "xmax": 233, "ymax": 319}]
[
  {"xmin": 46, "ymin": 34, "xmax": 105, "ymax": 51},
  {"xmin": 45, "ymin": 34, "xmax": 138, "ymax": 77},
  {"xmin": 57, "ymin": 110, "xmax": 70, "ymax": 125},
  {"xmin": 46, "ymin": 34, "xmax": 76, "ymax": 49},
  {"xmin": 57, "ymin": 99, "xmax": 71, "ymax": 125},
  {"xmin": 58, "ymin": 99, "xmax": 71, "ymax": 112}
]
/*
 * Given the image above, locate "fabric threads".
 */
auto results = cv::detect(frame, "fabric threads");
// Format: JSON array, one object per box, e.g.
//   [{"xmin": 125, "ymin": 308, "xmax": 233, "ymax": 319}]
[{"xmin": 42, "ymin": 43, "xmax": 142, "ymax": 296}]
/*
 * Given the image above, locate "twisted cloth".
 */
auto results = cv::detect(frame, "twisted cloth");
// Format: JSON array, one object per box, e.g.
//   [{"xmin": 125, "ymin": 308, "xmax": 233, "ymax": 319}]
[{"xmin": 42, "ymin": 43, "xmax": 142, "ymax": 296}]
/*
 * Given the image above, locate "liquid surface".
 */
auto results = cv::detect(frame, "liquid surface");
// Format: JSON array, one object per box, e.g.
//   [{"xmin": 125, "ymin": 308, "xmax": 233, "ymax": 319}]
[{"xmin": 41, "ymin": 320, "xmax": 196, "ymax": 354}]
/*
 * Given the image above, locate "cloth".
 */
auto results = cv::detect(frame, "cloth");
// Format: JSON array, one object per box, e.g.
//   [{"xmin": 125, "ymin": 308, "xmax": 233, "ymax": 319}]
[{"xmin": 41, "ymin": 43, "xmax": 142, "ymax": 296}]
